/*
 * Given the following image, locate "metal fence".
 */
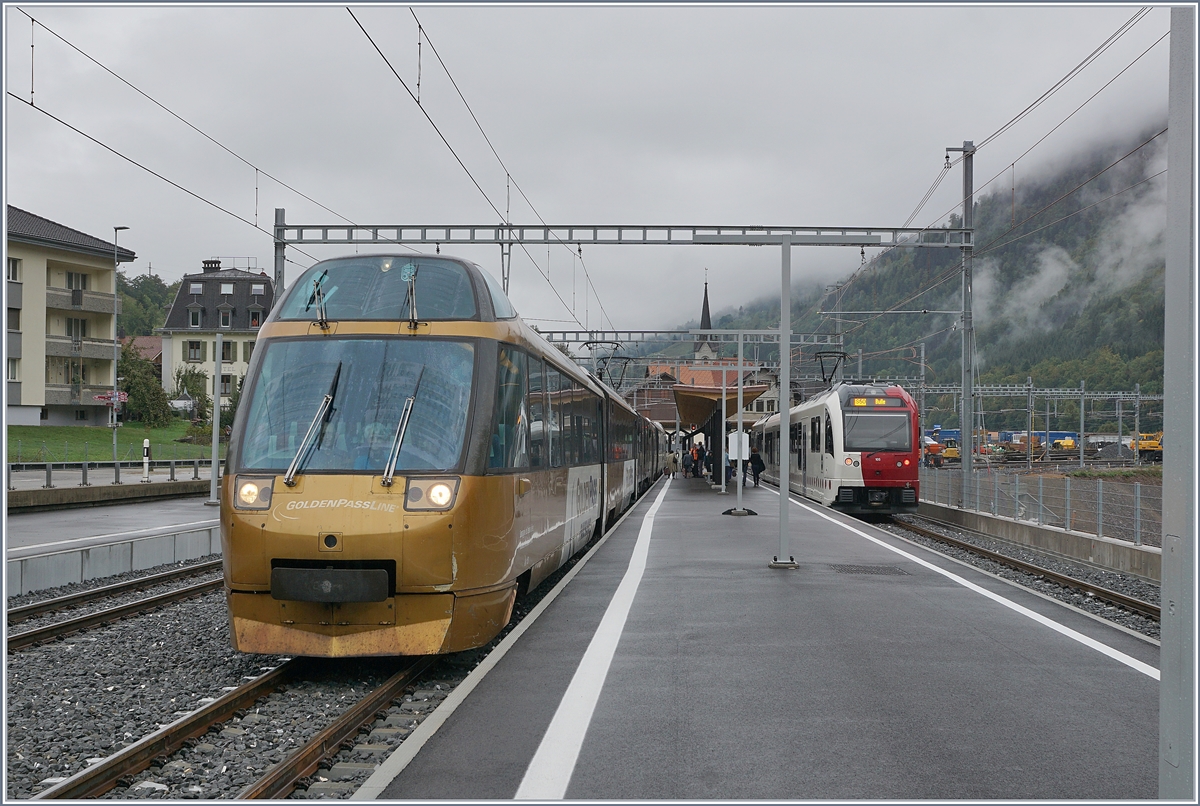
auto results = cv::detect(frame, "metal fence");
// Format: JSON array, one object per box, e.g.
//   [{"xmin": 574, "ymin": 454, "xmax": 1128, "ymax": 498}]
[{"xmin": 919, "ymin": 468, "xmax": 1162, "ymax": 548}]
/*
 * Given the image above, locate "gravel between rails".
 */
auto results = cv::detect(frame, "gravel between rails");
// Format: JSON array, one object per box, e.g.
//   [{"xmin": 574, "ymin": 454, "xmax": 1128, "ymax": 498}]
[
  {"xmin": 5, "ymin": 526, "xmax": 605, "ymax": 800},
  {"xmin": 883, "ymin": 514, "xmax": 1161, "ymax": 640}
]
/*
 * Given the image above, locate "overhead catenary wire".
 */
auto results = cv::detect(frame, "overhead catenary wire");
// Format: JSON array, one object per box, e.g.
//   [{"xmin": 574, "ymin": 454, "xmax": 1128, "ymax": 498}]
[
  {"xmin": 405, "ymin": 8, "xmax": 615, "ymax": 331},
  {"xmin": 7, "ymin": 92, "xmax": 322, "ymax": 267},
  {"xmin": 13, "ymin": 7, "xmax": 420, "ymax": 266},
  {"xmin": 806, "ymin": 14, "xmax": 1167, "ymax": 335},
  {"xmin": 348, "ymin": 8, "xmax": 589, "ymax": 330}
]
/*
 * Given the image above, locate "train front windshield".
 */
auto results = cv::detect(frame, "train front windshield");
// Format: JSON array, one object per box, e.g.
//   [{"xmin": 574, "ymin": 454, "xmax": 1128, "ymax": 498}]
[
  {"xmin": 843, "ymin": 413, "xmax": 912, "ymax": 453},
  {"xmin": 237, "ymin": 338, "xmax": 475, "ymax": 473}
]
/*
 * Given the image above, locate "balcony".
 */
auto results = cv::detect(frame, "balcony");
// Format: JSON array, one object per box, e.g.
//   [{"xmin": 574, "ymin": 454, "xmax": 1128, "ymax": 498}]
[
  {"xmin": 45, "ymin": 287, "xmax": 120, "ymax": 315},
  {"xmin": 45, "ymin": 384, "xmax": 113, "ymax": 406},
  {"xmin": 45, "ymin": 335, "xmax": 117, "ymax": 361}
]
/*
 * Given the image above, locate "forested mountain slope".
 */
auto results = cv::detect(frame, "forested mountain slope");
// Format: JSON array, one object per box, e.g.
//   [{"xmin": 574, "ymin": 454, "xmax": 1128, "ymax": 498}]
[{"xmin": 681, "ymin": 126, "xmax": 1167, "ymax": 428}]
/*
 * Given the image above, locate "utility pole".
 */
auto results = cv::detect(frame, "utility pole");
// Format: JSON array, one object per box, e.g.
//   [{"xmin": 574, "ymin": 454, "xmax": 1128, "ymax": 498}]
[{"xmin": 948, "ymin": 140, "xmax": 975, "ymax": 504}]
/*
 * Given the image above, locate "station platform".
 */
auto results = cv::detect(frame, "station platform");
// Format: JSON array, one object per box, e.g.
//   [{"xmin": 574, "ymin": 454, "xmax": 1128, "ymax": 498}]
[{"xmin": 355, "ymin": 475, "xmax": 1159, "ymax": 800}]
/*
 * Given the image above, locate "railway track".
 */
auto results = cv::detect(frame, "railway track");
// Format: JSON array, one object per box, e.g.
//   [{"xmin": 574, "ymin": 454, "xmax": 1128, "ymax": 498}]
[
  {"xmin": 7, "ymin": 576, "xmax": 224, "ymax": 651},
  {"xmin": 30, "ymin": 655, "xmax": 435, "ymax": 800},
  {"xmin": 7, "ymin": 559, "xmax": 223, "ymax": 625},
  {"xmin": 889, "ymin": 516, "xmax": 1161, "ymax": 621}
]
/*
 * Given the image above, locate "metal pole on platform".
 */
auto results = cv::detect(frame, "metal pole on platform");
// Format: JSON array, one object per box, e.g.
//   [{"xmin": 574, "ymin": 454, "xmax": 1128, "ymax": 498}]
[
  {"xmin": 718, "ymin": 367, "xmax": 727, "ymax": 493},
  {"xmin": 772, "ymin": 238, "xmax": 797, "ymax": 568},
  {"xmin": 736, "ymin": 332, "xmax": 744, "ymax": 507},
  {"xmin": 207, "ymin": 333, "xmax": 222, "ymax": 505}
]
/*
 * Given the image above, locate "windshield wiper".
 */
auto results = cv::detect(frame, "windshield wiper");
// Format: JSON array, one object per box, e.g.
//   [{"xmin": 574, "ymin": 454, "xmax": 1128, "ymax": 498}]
[
  {"xmin": 304, "ymin": 270, "xmax": 331, "ymax": 330},
  {"xmin": 284, "ymin": 362, "xmax": 342, "ymax": 487},
  {"xmin": 382, "ymin": 366, "xmax": 425, "ymax": 487}
]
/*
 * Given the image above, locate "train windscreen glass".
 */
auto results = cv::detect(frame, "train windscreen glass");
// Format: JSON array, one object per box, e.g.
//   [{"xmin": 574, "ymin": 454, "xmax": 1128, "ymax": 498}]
[
  {"xmin": 843, "ymin": 413, "xmax": 911, "ymax": 452},
  {"xmin": 237, "ymin": 338, "xmax": 474, "ymax": 472},
  {"xmin": 275, "ymin": 256, "xmax": 478, "ymax": 321}
]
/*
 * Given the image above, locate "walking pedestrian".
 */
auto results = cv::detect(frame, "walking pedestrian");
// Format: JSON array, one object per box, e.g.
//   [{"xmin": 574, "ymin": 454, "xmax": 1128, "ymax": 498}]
[
  {"xmin": 695, "ymin": 443, "xmax": 707, "ymax": 478},
  {"xmin": 682, "ymin": 449, "xmax": 694, "ymax": 478},
  {"xmin": 667, "ymin": 451, "xmax": 679, "ymax": 479},
  {"xmin": 749, "ymin": 446, "xmax": 765, "ymax": 487}
]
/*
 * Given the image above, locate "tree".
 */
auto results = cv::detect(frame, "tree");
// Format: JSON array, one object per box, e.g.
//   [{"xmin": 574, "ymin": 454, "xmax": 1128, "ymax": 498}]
[
  {"xmin": 117, "ymin": 271, "xmax": 177, "ymax": 337},
  {"xmin": 118, "ymin": 341, "xmax": 172, "ymax": 427},
  {"xmin": 172, "ymin": 364, "xmax": 211, "ymax": 421}
]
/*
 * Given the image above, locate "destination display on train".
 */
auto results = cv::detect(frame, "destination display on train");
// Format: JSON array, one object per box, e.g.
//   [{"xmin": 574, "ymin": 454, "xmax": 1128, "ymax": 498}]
[{"xmin": 850, "ymin": 396, "xmax": 903, "ymax": 407}]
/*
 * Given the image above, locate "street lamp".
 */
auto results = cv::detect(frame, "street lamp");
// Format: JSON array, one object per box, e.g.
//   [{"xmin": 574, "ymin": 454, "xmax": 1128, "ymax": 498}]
[{"xmin": 112, "ymin": 226, "xmax": 128, "ymax": 481}]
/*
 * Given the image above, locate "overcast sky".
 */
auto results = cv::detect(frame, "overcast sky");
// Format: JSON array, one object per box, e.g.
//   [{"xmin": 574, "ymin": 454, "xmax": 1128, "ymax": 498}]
[{"xmin": 4, "ymin": 3, "xmax": 1173, "ymax": 331}]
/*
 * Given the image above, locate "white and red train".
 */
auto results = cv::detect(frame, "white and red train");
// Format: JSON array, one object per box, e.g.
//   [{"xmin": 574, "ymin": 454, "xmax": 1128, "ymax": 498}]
[{"xmin": 751, "ymin": 383, "xmax": 920, "ymax": 515}]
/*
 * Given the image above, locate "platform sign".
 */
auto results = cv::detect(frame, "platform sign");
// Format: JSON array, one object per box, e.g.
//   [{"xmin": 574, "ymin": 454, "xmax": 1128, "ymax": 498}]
[
  {"xmin": 93, "ymin": 391, "xmax": 129, "ymax": 403},
  {"xmin": 728, "ymin": 430, "xmax": 750, "ymax": 461}
]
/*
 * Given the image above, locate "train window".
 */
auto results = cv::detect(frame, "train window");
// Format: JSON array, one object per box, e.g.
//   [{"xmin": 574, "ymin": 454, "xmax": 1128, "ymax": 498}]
[
  {"xmin": 236, "ymin": 338, "xmax": 474, "ymax": 473},
  {"xmin": 275, "ymin": 256, "xmax": 477, "ymax": 322},
  {"xmin": 583, "ymin": 394, "xmax": 602, "ymax": 464},
  {"xmin": 843, "ymin": 412, "xmax": 912, "ymax": 452},
  {"xmin": 825, "ymin": 412, "xmax": 835, "ymax": 456},
  {"xmin": 477, "ymin": 266, "xmax": 517, "ymax": 319},
  {"xmin": 546, "ymin": 367, "xmax": 565, "ymax": 468},
  {"xmin": 489, "ymin": 347, "xmax": 530, "ymax": 469},
  {"xmin": 810, "ymin": 417, "xmax": 820, "ymax": 453},
  {"xmin": 528, "ymin": 357, "xmax": 545, "ymax": 468},
  {"xmin": 558, "ymin": 381, "xmax": 580, "ymax": 467}
]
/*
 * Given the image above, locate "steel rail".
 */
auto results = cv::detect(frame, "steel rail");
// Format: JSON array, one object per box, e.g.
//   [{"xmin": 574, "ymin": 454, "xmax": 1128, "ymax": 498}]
[
  {"xmin": 7, "ymin": 560, "xmax": 223, "ymax": 624},
  {"xmin": 238, "ymin": 656, "xmax": 436, "ymax": 799},
  {"xmin": 31, "ymin": 658, "xmax": 310, "ymax": 799},
  {"xmin": 891, "ymin": 517, "xmax": 1160, "ymax": 620},
  {"xmin": 8, "ymin": 578, "xmax": 223, "ymax": 650}
]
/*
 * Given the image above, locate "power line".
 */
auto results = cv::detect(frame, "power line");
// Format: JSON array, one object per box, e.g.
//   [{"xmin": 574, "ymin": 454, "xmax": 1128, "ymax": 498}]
[
  {"xmin": 405, "ymin": 8, "xmax": 614, "ymax": 330},
  {"xmin": 7, "ymin": 91, "xmax": 323, "ymax": 265},
  {"xmin": 348, "ymin": 8, "xmax": 591, "ymax": 330},
  {"xmin": 13, "ymin": 7, "xmax": 420, "ymax": 264}
]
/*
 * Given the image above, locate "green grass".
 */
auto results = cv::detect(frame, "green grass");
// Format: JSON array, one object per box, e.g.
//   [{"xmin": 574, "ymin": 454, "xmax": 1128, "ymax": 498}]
[
  {"xmin": 1064, "ymin": 466, "xmax": 1163, "ymax": 483},
  {"xmin": 7, "ymin": 421, "xmax": 226, "ymax": 463}
]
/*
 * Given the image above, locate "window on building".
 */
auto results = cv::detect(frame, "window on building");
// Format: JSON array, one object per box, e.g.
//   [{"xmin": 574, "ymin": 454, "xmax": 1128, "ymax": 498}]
[
  {"xmin": 220, "ymin": 282, "xmax": 234, "ymax": 295},
  {"xmin": 220, "ymin": 309, "xmax": 232, "ymax": 328},
  {"xmin": 189, "ymin": 309, "xmax": 201, "ymax": 328},
  {"xmin": 190, "ymin": 282, "xmax": 203, "ymax": 295},
  {"xmin": 66, "ymin": 317, "xmax": 88, "ymax": 340},
  {"xmin": 7, "ymin": 257, "xmax": 20, "ymax": 281},
  {"xmin": 40, "ymin": 407, "xmax": 48, "ymax": 421},
  {"xmin": 7, "ymin": 358, "xmax": 18, "ymax": 381},
  {"xmin": 221, "ymin": 374, "xmax": 233, "ymax": 395},
  {"xmin": 66, "ymin": 272, "xmax": 89, "ymax": 291},
  {"xmin": 251, "ymin": 283, "xmax": 265, "ymax": 296},
  {"xmin": 243, "ymin": 341, "xmax": 254, "ymax": 363},
  {"xmin": 222, "ymin": 340, "xmax": 235, "ymax": 362},
  {"xmin": 7, "ymin": 308, "xmax": 19, "ymax": 331},
  {"xmin": 187, "ymin": 340, "xmax": 203, "ymax": 362},
  {"xmin": 75, "ymin": 409, "xmax": 89, "ymax": 421},
  {"xmin": 249, "ymin": 310, "xmax": 262, "ymax": 328}
]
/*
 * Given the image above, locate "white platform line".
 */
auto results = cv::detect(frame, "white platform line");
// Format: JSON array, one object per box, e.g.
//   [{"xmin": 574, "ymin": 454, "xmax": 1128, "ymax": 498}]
[
  {"xmin": 767, "ymin": 487, "xmax": 1159, "ymax": 680},
  {"xmin": 515, "ymin": 480, "xmax": 672, "ymax": 800},
  {"xmin": 350, "ymin": 477, "xmax": 667, "ymax": 801}
]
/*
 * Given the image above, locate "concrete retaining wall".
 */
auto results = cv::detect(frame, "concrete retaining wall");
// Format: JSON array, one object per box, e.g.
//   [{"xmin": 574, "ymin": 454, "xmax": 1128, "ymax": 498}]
[
  {"xmin": 917, "ymin": 502, "xmax": 1160, "ymax": 583},
  {"xmin": 6, "ymin": 523, "xmax": 221, "ymax": 595},
  {"xmin": 7, "ymin": 480, "xmax": 211, "ymax": 513}
]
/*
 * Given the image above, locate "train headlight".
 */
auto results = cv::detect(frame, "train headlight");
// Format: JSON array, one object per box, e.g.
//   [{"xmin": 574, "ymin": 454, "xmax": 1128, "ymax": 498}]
[
  {"xmin": 234, "ymin": 476, "xmax": 274, "ymax": 510},
  {"xmin": 844, "ymin": 457, "xmax": 853, "ymax": 466},
  {"xmin": 405, "ymin": 477, "xmax": 460, "ymax": 511}
]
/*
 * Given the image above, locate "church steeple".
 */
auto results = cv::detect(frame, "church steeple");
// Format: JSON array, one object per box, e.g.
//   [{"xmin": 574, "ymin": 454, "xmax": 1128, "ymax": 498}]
[{"xmin": 695, "ymin": 274, "xmax": 716, "ymax": 361}]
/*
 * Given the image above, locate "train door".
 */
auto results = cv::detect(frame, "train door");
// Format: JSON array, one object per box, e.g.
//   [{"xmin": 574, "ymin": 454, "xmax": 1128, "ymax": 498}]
[
  {"xmin": 489, "ymin": 346, "xmax": 535, "ymax": 573},
  {"xmin": 809, "ymin": 416, "xmax": 821, "ymax": 493},
  {"xmin": 526, "ymin": 357, "xmax": 549, "ymax": 547},
  {"xmin": 799, "ymin": 422, "xmax": 807, "ymax": 494}
]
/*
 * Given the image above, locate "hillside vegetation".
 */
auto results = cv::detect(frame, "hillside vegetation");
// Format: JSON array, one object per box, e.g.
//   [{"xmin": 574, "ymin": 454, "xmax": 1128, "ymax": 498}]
[{"xmin": 685, "ymin": 127, "xmax": 1167, "ymax": 431}]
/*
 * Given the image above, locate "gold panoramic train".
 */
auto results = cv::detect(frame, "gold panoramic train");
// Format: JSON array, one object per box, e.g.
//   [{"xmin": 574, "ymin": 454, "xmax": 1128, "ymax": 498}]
[{"xmin": 221, "ymin": 254, "xmax": 667, "ymax": 657}]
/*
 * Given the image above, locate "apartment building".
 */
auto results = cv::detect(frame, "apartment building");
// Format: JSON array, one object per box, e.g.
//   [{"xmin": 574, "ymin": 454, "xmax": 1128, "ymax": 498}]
[
  {"xmin": 6, "ymin": 206, "xmax": 136, "ymax": 426},
  {"xmin": 158, "ymin": 259, "xmax": 276, "ymax": 409}
]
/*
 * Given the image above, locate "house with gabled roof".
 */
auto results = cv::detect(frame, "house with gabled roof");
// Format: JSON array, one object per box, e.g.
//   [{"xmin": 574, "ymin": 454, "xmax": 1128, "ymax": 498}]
[
  {"xmin": 6, "ymin": 205, "xmax": 136, "ymax": 425},
  {"xmin": 157, "ymin": 259, "xmax": 276, "ymax": 410}
]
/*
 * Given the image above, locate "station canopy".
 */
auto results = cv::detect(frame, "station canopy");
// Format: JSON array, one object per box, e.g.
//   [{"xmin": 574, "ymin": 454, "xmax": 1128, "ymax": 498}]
[{"xmin": 672, "ymin": 384, "xmax": 769, "ymax": 429}]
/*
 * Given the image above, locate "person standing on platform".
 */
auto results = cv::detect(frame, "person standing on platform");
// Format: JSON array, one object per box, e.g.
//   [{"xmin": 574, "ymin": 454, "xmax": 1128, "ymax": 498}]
[
  {"xmin": 667, "ymin": 451, "xmax": 679, "ymax": 479},
  {"xmin": 749, "ymin": 447, "xmax": 765, "ymax": 487},
  {"xmin": 682, "ymin": 449, "xmax": 694, "ymax": 478},
  {"xmin": 695, "ymin": 443, "xmax": 707, "ymax": 478}
]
